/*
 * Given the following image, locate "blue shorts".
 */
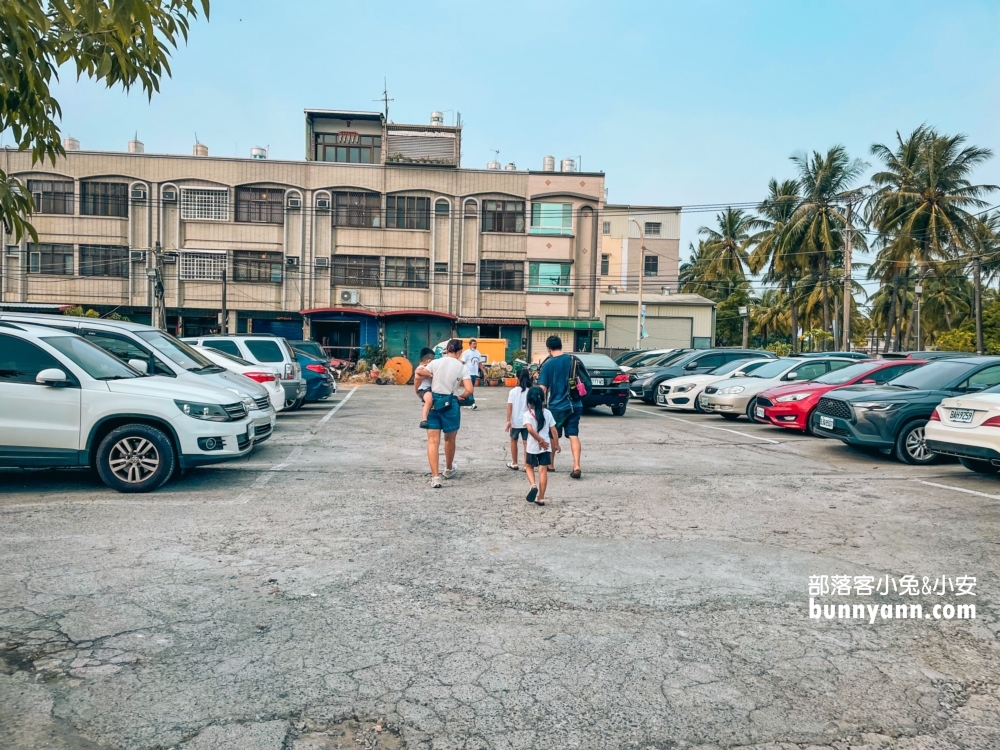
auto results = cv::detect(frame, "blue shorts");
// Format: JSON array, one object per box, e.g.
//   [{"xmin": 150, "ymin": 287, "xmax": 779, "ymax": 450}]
[
  {"xmin": 425, "ymin": 399, "xmax": 461, "ymax": 434},
  {"xmin": 470, "ymin": 374, "xmax": 480, "ymax": 387},
  {"xmin": 510, "ymin": 427, "xmax": 528, "ymax": 441},
  {"xmin": 551, "ymin": 403, "xmax": 582, "ymax": 438}
]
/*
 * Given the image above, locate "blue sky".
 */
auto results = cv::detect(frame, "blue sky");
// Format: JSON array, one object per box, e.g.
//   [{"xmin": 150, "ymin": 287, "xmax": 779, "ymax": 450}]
[{"xmin": 38, "ymin": 0, "xmax": 1000, "ymax": 283}]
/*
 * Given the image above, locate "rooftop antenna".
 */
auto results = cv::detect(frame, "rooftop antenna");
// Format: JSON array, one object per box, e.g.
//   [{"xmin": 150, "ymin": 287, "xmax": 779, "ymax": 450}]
[{"xmin": 374, "ymin": 78, "xmax": 393, "ymax": 121}]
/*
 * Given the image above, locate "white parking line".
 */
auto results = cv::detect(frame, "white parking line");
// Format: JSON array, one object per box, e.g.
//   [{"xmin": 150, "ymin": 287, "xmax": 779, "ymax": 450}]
[
  {"xmin": 915, "ymin": 479, "xmax": 1000, "ymax": 500},
  {"xmin": 632, "ymin": 407, "xmax": 781, "ymax": 444}
]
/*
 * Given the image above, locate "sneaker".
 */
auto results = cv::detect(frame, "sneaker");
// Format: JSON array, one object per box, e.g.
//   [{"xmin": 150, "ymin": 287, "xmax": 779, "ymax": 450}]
[
  {"xmin": 431, "ymin": 476, "xmax": 442, "ymax": 488},
  {"xmin": 470, "ymin": 403, "xmax": 478, "ymax": 410},
  {"xmin": 443, "ymin": 465, "xmax": 458, "ymax": 479},
  {"xmin": 419, "ymin": 420, "xmax": 429, "ymax": 429}
]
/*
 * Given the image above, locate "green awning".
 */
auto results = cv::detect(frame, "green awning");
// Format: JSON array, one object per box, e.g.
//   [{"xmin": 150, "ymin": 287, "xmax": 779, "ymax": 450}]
[{"xmin": 528, "ymin": 318, "xmax": 604, "ymax": 330}]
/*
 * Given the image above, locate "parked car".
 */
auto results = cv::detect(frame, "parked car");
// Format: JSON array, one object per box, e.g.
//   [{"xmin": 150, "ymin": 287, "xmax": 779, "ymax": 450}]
[
  {"xmin": 293, "ymin": 348, "xmax": 335, "ymax": 402},
  {"xmin": 617, "ymin": 348, "xmax": 682, "ymax": 371},
  {"xmin": 572, "ymin": 353, "xmax": 630, "ymax": 416},
  {"xmin": 183, "ymin": 335, "xmax": 306, "ymax": 410},
  {"xmin": 0, "ymin": 322, "xmax": 255, "ymax": 492},
  {"xmin": 800, "ymin": 351, "xmax": 870, "ymax": 360},
  {"xmin": 192, "ymin": 345, "xmax": 285, "ymax": 413},
  {"xmin": 880, "ymin": 351, "xmax": 975, "ymax": 360},
  {"xmin": 0, "ymin": 312, "xmax": 276, "ymax": 444},
  {"xmin": 700, "ymin": 357, "xmax": 856, "ymax": 421},
  {"xmin": 757, "ymin": 359, "xmax": 926, "ymax": 434},
  {"xmin": 629, "ymin": 349, "xmax": 773, "ymax": 404},
  {"xmin": 926, "ymin": 387, "xmax": 1000, "ymax": 474},
  {"xmin": 813, "ymin": 357, "xmax": 1000, "ymax": 464},
  {"xmin": 656, "ymin": 357, "xmax": 775, "ymax": 411}
]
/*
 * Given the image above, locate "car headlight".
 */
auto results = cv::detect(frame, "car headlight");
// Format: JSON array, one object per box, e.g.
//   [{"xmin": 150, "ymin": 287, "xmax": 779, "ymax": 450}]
[
  {"xmin": 673, "ymin": 383, "xmax": 696, "ymax": 393},
  {"xmin": 716, "ymin": 386, "xmax": 745, "ymax": 395},
  {"xmin": 175, "ymin": 400, "xmax": 232, "ymax": 421},
  {"xmin": 242, "ymin": 395, "xmax": 255, "ymax": 412},
  {"xmin": 853, "ymin": 401, "xmax": 899, "ymax": 411},
  {"xmin": 776, "ymin": 393, "xmax": 809, "ymax": 403}
]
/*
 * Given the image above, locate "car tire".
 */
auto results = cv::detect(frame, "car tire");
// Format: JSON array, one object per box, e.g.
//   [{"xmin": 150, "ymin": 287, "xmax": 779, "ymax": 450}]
[
  {"xmin": 894, "ymin": 419, "xmax": 939, "ymax": 465},
  {"xmin": 95, "ymin": 423, "xmax": 175, "ymax": 493},
  {"xmin": 611, "ymin": 405, "xmax": 627, "ymax": 417},
  {"xmin": 720, "ymin": 413, "xmax": 739, "ymax": 421},
  {"xmin": 693, "ymin": 395, "xmax": 706, "ymax": 414},
  {"xmin": 745, "ymin": 398, "xmax": 759, "ymax": 423},
  {"xmin": 804, "ymin": 409, "xmax": 817, "ymax": 436},
  {"xmin": 286, "ymin": 396, "xmax": 305, "ymax": 411},
  {"xmin": 958, "ymin": 457, "xmax": 1000, "ymax": 475}
]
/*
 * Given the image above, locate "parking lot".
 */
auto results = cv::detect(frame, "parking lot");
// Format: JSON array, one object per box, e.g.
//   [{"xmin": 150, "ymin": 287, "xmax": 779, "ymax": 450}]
[{"xmin": 2, "ymin": 385, "xmax": 1000, "ymax": 749}]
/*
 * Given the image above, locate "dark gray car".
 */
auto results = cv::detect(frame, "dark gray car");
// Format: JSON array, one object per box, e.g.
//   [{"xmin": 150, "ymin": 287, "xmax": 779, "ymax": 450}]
[{"xmin": 628, "ymin": 349, "xmax": 777, "ymax": 404}]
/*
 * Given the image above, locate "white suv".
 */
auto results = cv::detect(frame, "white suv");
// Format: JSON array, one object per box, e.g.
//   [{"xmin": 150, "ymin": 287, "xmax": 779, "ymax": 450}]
[{"xmin": 0, "ymin": 323, "xmax": 255, "ymax": 492}]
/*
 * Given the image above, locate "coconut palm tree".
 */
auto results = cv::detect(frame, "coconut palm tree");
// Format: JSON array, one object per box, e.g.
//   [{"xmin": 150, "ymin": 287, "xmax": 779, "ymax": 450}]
[
  {"xmin": 698, "ymin": 208, "xmax": 755, "ymax": 299},
  {"xmin": 679, "ymin": 241, "xmax": 721, "ymax": 299}
]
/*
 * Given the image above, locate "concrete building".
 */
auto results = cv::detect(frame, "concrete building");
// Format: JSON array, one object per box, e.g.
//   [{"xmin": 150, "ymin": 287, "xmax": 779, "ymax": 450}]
[
  {"xmin": 597, "ymin": 292, "xmax": 716, "ymax": 352},
  {"xmin": 1, "ymin": 109, "xmax": 605, "ymax": 365},
  {"xmin": 599, "ymin": 204, "xmax": 681, "ymax": 297}
]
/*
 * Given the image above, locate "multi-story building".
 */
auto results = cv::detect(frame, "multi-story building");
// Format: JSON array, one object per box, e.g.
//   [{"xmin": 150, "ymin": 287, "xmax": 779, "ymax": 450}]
[
  {"xmin": 598, "ymin": 204, "xmax": 681, "ymax": 295},
  {"xmin": 1, "ymin": 108, "xmax": 606, "ymax": 364}
]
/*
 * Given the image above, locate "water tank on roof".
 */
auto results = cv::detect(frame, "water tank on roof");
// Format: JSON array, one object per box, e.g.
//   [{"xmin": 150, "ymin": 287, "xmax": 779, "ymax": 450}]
[
  {"xmin": 250, "ymin": 146, "xmax": 267, "ymax": 159},
  {"xmin": 430, "ymin": 111, "xmax": 444, "ymax": 126},
  {"xmin": 542, "ymin": 155, "xmax": 555, "ymax": 172},
  {"xmin": 128, "ymin": 138, "xmax": 144, "ymax": 154},
  {"xmin": 505, "ymin": 162, "xmax": 517, "ymax": 171},
  {"xmin": 63, "ymin": 137, "xmax": 80, "ymax": 151},
  {"xmin": 561, "ymin": 158, "xmax": 576, "ymax": 173},
  {"xmin": 193, "ymin": 142, "xmax": 209, "ymax": 157},
  {"xmin": 487, "ymin": 160, "xmax": 501, "ymax": 170}
]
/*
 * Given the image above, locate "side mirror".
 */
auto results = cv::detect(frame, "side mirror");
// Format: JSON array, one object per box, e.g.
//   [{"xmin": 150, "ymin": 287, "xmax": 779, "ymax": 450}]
[
  {"xmin": 128, "ymin": 358, "xmax": 148, "ymax": 375},
  {"xmin": 36, "ymin": 368, "xmax": 68, "ymax": 386},
  {"xmin": 861, "ymin": 379, "xmax": 876, "ymax": 385},
  {"xmin": 684, "ymin": 362, "xmax": 699, "ymax": 370},
  {"xmin": 784, "ymin": 371, "xmax": 798, "ymax": 380},
  {"xmin": 732, "ymin": 370, "xmax": 746, "ymax": 377}
]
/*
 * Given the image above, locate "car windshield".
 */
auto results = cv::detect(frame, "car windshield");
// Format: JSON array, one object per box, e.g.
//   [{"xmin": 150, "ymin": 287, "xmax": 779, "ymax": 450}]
[
  {"xmin": 629, "ymin": 351, "xmax": 669, "ymax": 367},
  {"xmin": 575, "ymin": 354, "xmax": 619, "ymax": 369},
  {"xmin": 200, "ymin": 347, "xmax": 253, "ymax": 368},
  {"xmin": 748, "ymin": 359, "xmax": 797, "ymax": 378},
  {"xmin": 649, "ymin": 351, "xmax": 689, "ymax": 367},
  {"xmin": 886, "ymin": 360, "xmax": 977, "ymax": 389},
  {"xmin": 44, "ymin": 335, "xmax": 140, "ymax": 380},
  {"xmin": 135, "ymin": 330, "xmax": 219, "ymax": 371},
  {"xmin": 709, "ymin": 358, "xmax": 763, "ymax": 376},
  {"xmin": 811, "ymin": 362, "xmax": 879, "ymax": 385},
  {"xmin": 294, "ymin": 342, "xmax": 326, "ymax": 359}
]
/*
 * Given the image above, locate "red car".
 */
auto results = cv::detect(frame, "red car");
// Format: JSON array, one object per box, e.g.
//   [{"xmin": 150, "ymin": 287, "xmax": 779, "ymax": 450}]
[{"xmin": 757, "ymin": 359, "xmax": 928, "ymax": 434}]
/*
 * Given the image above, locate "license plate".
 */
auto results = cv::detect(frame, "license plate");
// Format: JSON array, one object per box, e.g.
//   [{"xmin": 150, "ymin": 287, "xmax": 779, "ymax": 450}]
[
  {"xmin": 755, "ymin": 406, "xmax": 765, "ymax": 418},
  {"xmin": 819, "ymin": 416, "xmax": 834, "ymax": 430},
  {"xmin": 950, "ymin": 408, "xmax": 974, "ymax": 423},
  {"xmin": 592, "ymin": 377, "xmax": 605, "ymax": 386}
]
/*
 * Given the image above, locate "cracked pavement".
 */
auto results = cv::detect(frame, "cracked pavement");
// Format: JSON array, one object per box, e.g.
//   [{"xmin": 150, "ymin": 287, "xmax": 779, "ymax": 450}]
[{"xmin": 1, "ymin": 386, "xmax": 999, "ymax": 748}]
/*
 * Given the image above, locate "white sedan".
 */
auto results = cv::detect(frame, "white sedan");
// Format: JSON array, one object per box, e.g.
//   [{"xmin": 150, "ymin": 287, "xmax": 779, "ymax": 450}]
[
  {"xmin": 925, "ymin": 390, "xmax": 1000, "ymax": 475},
  {"xmin": 193, "ymin": 345, "xmax": 285, "ymax": 412},
  {"xmin": 656, "ymin": 358, "xmax": 774, "ymax": 411}
]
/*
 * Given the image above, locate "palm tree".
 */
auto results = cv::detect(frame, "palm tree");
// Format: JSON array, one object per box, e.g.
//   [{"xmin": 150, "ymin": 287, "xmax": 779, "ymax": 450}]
[
  {"xmin": 698, "ymin": 207, "xmax": 754, "ymax": 299},
  {"xmin": 753, "ymin": 288, "xmax": 789, "ymax": 344},
  {"xmin": 679, "ymin": 241, "xmax": 720, "ymax": 299},
  {"xmin": 749, "ymin": 178, "xmax": 802, "ymax": 351}
]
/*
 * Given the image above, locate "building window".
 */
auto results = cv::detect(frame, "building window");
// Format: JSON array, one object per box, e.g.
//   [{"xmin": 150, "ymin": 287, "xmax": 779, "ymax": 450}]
[
  {"xmin": 316, "ymin": 132, "xmax": 381, "ymax": 164},
  {"xmin": 463, "ymin": 262, "xmax": 476, "ymax": 275},
  {"xmin": 644, "ymin": 222, "xmax": 661, "ymax": 237},
  {"xmin": 233, "ymin": 250, "xmax": 283, "ymax": 283},
  {"xmin": 28, "ymin": 243, "xmax": 73, "ymax": 275},
  {"xmin": 179, "ymin": 252, "xmax": 226, "ymax": 281},
  {"xmin": 435, "ymin": 200, "xmax": 450, "ymax": 215},
  {"xmin": 331, "ymin": 192, "xmax": 381, "ymax": 228},
  {"xmin": 80, "ymin": 182, "xmax": 128, "ymax": 217},
  {"xmin": 80, "ymin": 245, "xmax": 128, "ymax": 278},
  {"xmin": 602, "ymin": 221, "xmax": 611, "ymax": 235},
  {"xmin": 530, "ymin": 202, "xmax": 572, "ymax": 235},
  {"xmin": 386, "ymin": 196, "xmax": 430, "ymax": 230},
  {"xmin": 332, "ymin": 255, "xmax": 380, "ymax": 287},
  {"xmin": 480, "ymin": 260, "xmax": 524, "ymax": 291},
  {"xmin": 528, "ymin": 262, "xmax": 571, "ymax": 292},
  {"xmin": 27, "ymin": 179, "xmax": 74, "ymax": 215},
  {"xmin": 644, "ymin": 254, "xmax": 659, "ymax": 276},
  {"xmin": 434, "ymin": 262, "xmax": 448, "ymax": 274},
  {"xmin": 384, "ymin": 257, "xmax": 429, "ymax": 288},
  {"xmin": 181, "ymin": 188, "xmax": 229, "ymax": 221},
  {"xmin": 464, "ymin": 201, "xmax": 477, "ymax": 217},
  {"xmin": 482, "ymin": 199, "xmax": 524, "ymax": 233},
  {"xmin": 601, "ymin": 254, "xmax": 610, "ymax": 276},
  {"xmin": 235, "ymin": 187, "xmax": 285, "ymax": 224}
]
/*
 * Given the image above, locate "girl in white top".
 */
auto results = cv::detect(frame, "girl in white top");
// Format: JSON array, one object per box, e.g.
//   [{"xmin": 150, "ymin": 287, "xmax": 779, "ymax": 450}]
[
  {"xmin": 504, "ymin": 368, "xmax": 533, "ymax": 470},
  {"xmin": 522, "ymin": 386, "xmax": 559, "ymax": 506}
]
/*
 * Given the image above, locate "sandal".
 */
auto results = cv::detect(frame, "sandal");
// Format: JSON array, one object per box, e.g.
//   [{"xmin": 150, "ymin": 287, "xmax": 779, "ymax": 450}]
[
  {"xmin": 506, "ymin": 462, "xmax": 520, "ymax": 470},
  {"xmin": 570, "ymin": 469, "xmax": 581, "ymax": 479},
  {"xmin": 535, "ymin": 499, "xmax": 546, "ymax": 506},
  {"xmin": 526, "ymin": 486, "xmax": 538, "ymax": 503}
]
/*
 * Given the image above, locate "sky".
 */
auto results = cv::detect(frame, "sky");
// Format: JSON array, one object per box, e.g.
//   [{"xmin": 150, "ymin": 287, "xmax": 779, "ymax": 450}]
[{"xmin": 34, "ymin": 0, "xmax": 1000, "ymax": 293}]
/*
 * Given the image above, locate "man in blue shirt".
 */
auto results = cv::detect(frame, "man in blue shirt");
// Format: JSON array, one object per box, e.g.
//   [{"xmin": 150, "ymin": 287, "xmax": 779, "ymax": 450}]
[{"xmin": 537, "ymin": 335, "xmax": 583, "ymax": 479}]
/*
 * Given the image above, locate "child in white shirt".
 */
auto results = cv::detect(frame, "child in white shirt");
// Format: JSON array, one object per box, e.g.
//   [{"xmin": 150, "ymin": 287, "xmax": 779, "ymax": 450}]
[
  {"xmin": 415, "ymin": 348, "xmax": 435, "ymax": 428},
  {"xmin": 504, "ymin": 368, "xmax": 533, "ymax": 470},
  {"xmin": 522, "ymin": 386, "xmax": 559, "ymax": 506}
]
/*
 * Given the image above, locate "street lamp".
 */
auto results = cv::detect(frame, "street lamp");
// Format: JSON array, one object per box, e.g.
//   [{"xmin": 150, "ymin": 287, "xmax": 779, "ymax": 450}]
[
  {"xmin": 629, "ymin": 218, "xmax": 647, "ymax": 349},
  {"xmin": 914, "ymin": 282, "xmax": 923, "ymax": 352},
  {"xmin": 739, "ymin": 305, "xmax": 749, "ymax": 349}
]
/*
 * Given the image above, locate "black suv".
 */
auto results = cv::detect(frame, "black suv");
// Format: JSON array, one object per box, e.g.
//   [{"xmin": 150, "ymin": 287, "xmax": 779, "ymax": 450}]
[
  {"xmin": 813, "ymin": 356, "xmax": 1000, "ymax": 464},
  {"xmin": 628, "ymin": 349, "xmax": 777, "ymax": 404}
]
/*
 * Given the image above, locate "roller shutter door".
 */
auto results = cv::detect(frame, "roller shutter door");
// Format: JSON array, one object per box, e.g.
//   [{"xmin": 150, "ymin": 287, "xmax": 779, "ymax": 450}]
[{"xmin": 605, "ymin": 315, "xmax": 691, "ymax": 349}]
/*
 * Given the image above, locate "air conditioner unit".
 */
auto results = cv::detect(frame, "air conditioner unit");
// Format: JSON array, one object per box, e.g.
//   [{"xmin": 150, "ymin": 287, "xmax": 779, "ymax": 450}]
[
  {"xmin": 5, "ymin": 246, "xmax": 20, "ymax": 257},
  {"xmin": 340, "ymin": 289, "xmax": 360, "ymax": 305},
  {"xmin": 285, "ymin": 255, "xmax": 300, "ymax": 268},
  {"xmin": 287, "ymin": 197, "xmax": 302, "ymax": 209},
  {"xmin": 162, "ymin": 251, "xmax": 178, "ymax": 264},
  {"xmin": 161, "ymin": 188, "xmax": 177, "ymax": 202},
  {"xmin": 130, "ymin": 250, "xmax": 147, "ymax": 262},
  {"xmin": 315, "ymin": 257, "xmax": 330, "ymax": 269},
  {"xmin": 316, "ymin": 198, "xmax": 331, "ymax": 210},
  {"xmin": 131, "ymin": 187, "xmax": 147, "ymax": 200}
]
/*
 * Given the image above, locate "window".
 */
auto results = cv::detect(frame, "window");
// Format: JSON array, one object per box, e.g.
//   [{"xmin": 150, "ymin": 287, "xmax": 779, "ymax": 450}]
[
  {"xmin": 203, "ymin": 339, "xmax": 241, "ymax": 357},
  {"xmin": 644, "ymin": 222, "xmax": 661, "ymax": 237},
  {"xmin": 602, "ymin": 221, "xmax": 611, "ymax": 235},
  {"xmin": 28, "ymin": 243, "xmax": 73, "ymax": 275},
  {"xmin": 233, "ymin": 251, "xmax": 283, "ymax": 283},
  {"xmin": 386, "ymin": 196, "xmax": 430, "ymax": 230},
  {"xmin": 384, "ymin": 257, "xmax": 429, "ymax": 288},
  {"xmin": 80, "ymin": 245, "xmax": 128, "ymax": 278},
  {"xmin": 245, "ymin": 340, "xmax": 284, "ymax": 362},
  {"xmin": 181, "ymin": 188, "xmax": 229, "ymax": 221},
  {"xmin": 644, "ymin": 255, "xmax": 659, "ymax": 276},
  {"xmin": 601, "ymin": 254, "xmax": 610, "ymax": 276},
  {"xmin": 0, "ymin": 334, "xmax": 65, "ymax": 384},
  {"xmin": 235, "ymin": 187, "xmax": 285, "ymax": 224},
  {"xmin": 435, "ymin": 200, "xmax": 450, "ymax": 215},
  {"xmin": 694, "ymin": 353, "xmax": 726, "ymax": 369},
  {"xmin": 331, "ymin": 192, "xmax": 381, "ymax": 228},
  {"xmin": 528, "ymin": 262, "xmax": 571, "ymax": 292},
  {"xmin": 964, "ymin": 365, "xmax": 1000, "ymax": 391},
  {"xmin": 434, "ymin": 262, "xmax": 448, "ymax": 274},
  {"xmin": 332, "ymin": 255, "xmax": 380, "ymax": 287},
  {"xmin": 179, "ymin": 252, "xmax": 226, "ymax": 281},
  {"xmin": 464, "ymin": 201, "xmax": 477, "ymax": 217},
  {"xmin": 81, "ymin": 182, "xmax": 128, "ymax": 217},
  {"xmin": 315, "ymin": 133, "xmax": 381, "ymax": 164},
  {"xmin": 530, "ymin": 203, "xmax": 572, "ymax": 235},
  {"xmin": 482, "ymin": 200, "xmax": 524, "ymax": 233},
  {"xmin": 480, "ymin": 260, "xmax": 524, "ymax": 291},
  {"xmin": 79, "ymin": 331, "xmax": 172, "ymax": 376},
  {"xmin": 463, "ymin": 262, "xmax": 476, "ymax": 275},
  {"xmin": 27, "ymin": 179, "xmax": 74, "ymax": 214},
  {"xmin": 789, "ymin": 362, "xmax": 827, "ymax": 381},
  {"xmin": 828, "ymin": 360, "xmax": 855, "ymax": 372}
]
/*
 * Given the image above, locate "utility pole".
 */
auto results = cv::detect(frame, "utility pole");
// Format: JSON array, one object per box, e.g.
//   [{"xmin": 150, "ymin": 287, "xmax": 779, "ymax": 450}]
[
  {"xmin": 630, "ymin": 218, "xmax": 645, "ymax": 349},
  {"xmin": 220, "ymin": 267, "xmax": 228, "ymax": 334},
  {"xmin": 974, "ymin": 255, "xmax": 984, "ymax": 355},
  {"xmin": 739, "ymin": 306, "xmax": 749, "ymax": 349},
  {"xmin": 842, "ymin": 202, "xmax": 854, "ymax": 351},
  {"xmin": 914, "ymin": 282, "xmax": 923, "ymax": 352}
]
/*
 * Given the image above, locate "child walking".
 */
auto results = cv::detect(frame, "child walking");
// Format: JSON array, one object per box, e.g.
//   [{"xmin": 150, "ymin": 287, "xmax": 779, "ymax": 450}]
[
  {"xmin": 415, "ymin": 348, "xmax": 435, "ymax": 429},
  {"xmin": 504, "ymin": 369, "xmax": 533, "ymax": 470},
  {"xmin": 522, "ymin": 386, "xmax": 559, "ymax": 506}
]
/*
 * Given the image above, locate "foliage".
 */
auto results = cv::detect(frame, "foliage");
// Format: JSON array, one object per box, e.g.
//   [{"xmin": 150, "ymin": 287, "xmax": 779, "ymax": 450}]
[
  {"xmin": 361, "ymin": 344, "xmax": 389, "ymax": 368},
  {"xmin": 714, "ymin": 289, "xmax": 752, "ymax": 346},
  {"xmin": 764, "ymin": 341, "xmax": 792, "ymax": 356},
  {"xmin": 510, "ymin": 349, "xmax": 527, "ymax": 362},
  {"xmin": 933, "ymin": 329, "xmax": 976, "ymax": 353},
  {"xmin": 63, "ymin": 305, "xmax": 99, "ymax": 318},
  {"xmin": 0, "ymin": 0, "xmax": 209, "ymax": 241}
]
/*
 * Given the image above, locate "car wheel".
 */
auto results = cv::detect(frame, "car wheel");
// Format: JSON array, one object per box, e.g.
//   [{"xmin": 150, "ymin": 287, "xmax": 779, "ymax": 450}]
[
  {"xmin": 611, "ymin": 405, "xmax": 627, "ymax": 416},
  {"xmin": 894, "ymin": 420, "xmax": 938, "ymax": 465},
  {"xmin": 745, "ymin": 398, "xmax": 759, "ymax": 423},
  {"xmin": 804, "ymin": 408, "xmax": 817, "ymax": 436},
  {"xmin": 285, "ymin": 396, "xmax": 305, "ymax": 411},
  {"xmin": 720, "ymin": 413, "xmax": 739, "ymax": 421},
  {"xmin": 693, "ymin": 395, "xmax": 706, "ymax": 414},
  {"xmin": 95, "ymin": 424, "xmax": 175, "ymax": 493},
  {"xmin": 958, "ymin": 457, "xmax": 1000, "ymax": 475}
]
